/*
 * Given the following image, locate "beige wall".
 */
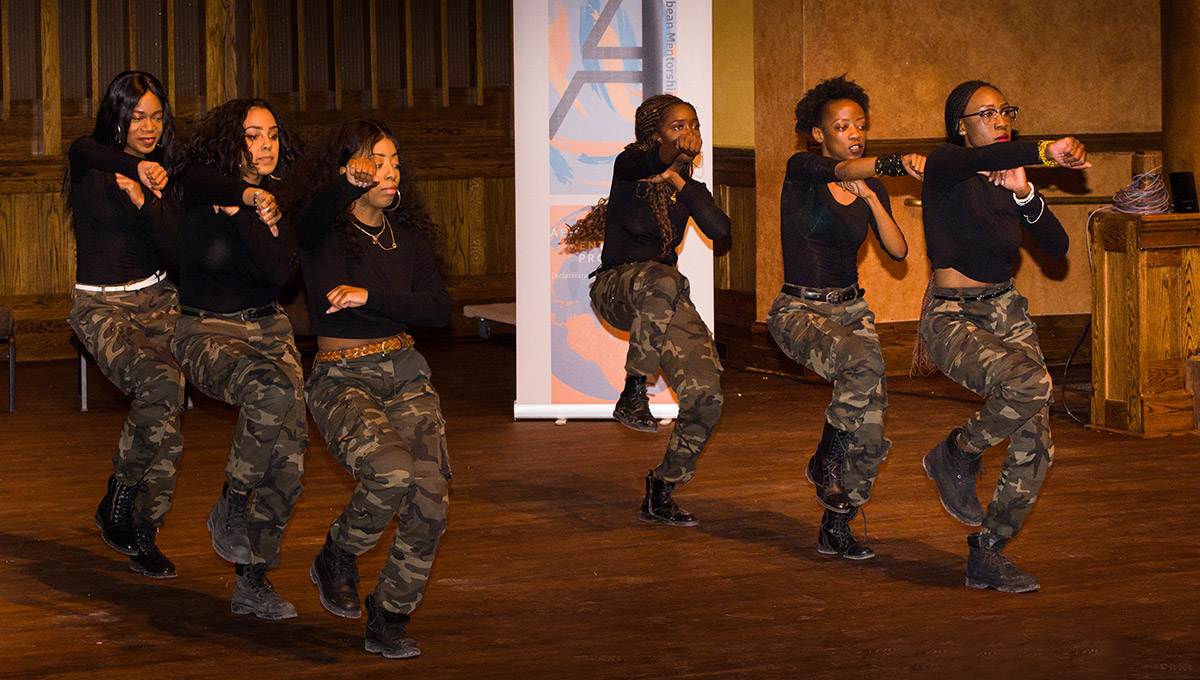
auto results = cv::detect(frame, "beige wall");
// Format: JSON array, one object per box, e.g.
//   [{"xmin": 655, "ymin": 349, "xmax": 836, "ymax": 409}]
[
  {"xmin": 712, "ymin": 0, "xmax": 755, "ymax": 148},
  {"xmin": 753, "ymin": 0, "xmax": 1162, "ymax": 322}
]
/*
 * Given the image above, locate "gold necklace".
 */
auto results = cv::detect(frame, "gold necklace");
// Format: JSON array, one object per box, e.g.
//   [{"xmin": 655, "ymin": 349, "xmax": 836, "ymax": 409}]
[{"xmin": 354, "ymin": 214, "xmax": 397, "ymax": 251}]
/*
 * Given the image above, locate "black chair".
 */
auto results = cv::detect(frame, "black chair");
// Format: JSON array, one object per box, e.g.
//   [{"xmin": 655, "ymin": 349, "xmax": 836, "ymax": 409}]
[{"xmin": 0, "ymin": 306, "xmax": 15, "ymax": 412}]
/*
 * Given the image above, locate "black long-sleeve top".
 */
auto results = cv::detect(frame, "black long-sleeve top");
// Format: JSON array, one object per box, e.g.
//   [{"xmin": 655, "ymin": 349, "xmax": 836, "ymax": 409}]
[
  {"xmin": 68, "ymin": 136, "xmax": 177, "ymax": 285},
  {"xmin": 922, "ymin": 141, "xmax": 1069, "ymax": 283},
  {"xmin": 295, "ymin": 179, "xmax": 451, "ymax": 338},
  {"xmin": 600, "ymin": 145, "xmax": 731, "ymax": 267},
  {"xmin": 780, "ymin": 152, "xmax": 899, "ymax": 289},
  {"xmin": 175, "ymin": 164, "xmax": 298, "ymax": 312}
]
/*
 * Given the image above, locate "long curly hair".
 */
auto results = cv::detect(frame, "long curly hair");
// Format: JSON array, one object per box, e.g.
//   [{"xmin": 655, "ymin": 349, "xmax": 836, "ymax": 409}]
[
  {"xmin": 794, "ymin": 74, "xmax": 869, "ymax": 136},
  {"xmin": 560, "ymin": 94, "xmax": 694, "ymax": 254},
  {"xmin": 282, "ymin": 117, "xmax": 442, "ymax": 260},
  {"xmin": 173, "ymin": 98, "xmax": 300, "ymax": 183},
  {"xmin": 944, "ymin": 80, "xmax": 996, "ymax": 146},
  {"xmin": 63, "ymin": 70, "xmax": 176, "ymax": 201}
]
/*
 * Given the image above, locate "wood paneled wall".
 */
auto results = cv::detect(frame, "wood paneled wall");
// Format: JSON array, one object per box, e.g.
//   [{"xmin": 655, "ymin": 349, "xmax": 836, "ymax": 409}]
[{"xmin": 0, "ymin": 0, "xmax": 515, "ymax": 360}]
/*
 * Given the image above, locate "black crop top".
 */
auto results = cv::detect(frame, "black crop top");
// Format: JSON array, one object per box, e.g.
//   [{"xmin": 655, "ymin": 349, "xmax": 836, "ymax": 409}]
[
  {"xmin": 780, "ymin": 152, "xmax": 899, "ymax": 289},
  {"xmin": 922, "ymin": 142, "xmax": 1068, "ymax": 283},
  {"xmin": 68, "ymin": 136, "xmax": 177, "ymax": 285},
  {"xmin": 599, "ymin": 145, "xmax": 731, "ymax": 267},
  {"xmin": 176, "ymin": 164, "xmax": 298, "ymax": 312},
  {"xmin": 295, "ymin": 180, "xmax": 451, "ymax": 338}
]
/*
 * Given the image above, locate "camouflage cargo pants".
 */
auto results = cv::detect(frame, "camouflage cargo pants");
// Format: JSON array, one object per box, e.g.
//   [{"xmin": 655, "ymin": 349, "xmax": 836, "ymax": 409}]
[
  {"xmin": 306, "ymin": 347, "xmax": 450, "ymax": 616},
  {"xmin": 172, "ymin": 308, "xmax": 307, "ymax": 569},
  {"xmin": 590, "ymin": 262, "xmax": 723, "ymax": 485},
  {"xmin": 919, "ymin": 281, "xmax": 1054, "ymax": 541},
  {"xmin": 69, "ymin": 279, "xmax": 185, "ymax": 528},
  {"xmin": 765, "ymin": 290, "xmax": 891, "ymax": 507}
]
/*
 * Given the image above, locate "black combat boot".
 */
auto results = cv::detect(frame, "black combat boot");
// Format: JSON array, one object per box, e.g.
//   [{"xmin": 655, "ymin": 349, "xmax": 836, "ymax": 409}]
[
  {"xmin": 817, "ymin": 507, "xmax": 874, "ymax": 560},
  {"xmin": 94, "ymin": 474, "xmax": 140, "ymax": 555},
  {"xmin": 208, "ymin": 482, "xmax": 252, "ymax": 564},
  {"xmin": 638, "ymin": 470, "xmax": 699, "ymax": 527},
  {"xmin": 310, "ymin": 535, "xmax": 363, "ymax": 618},
  {"xmin": 613, "ymin": 375, "xmax": 657, "ymax": 432},
  {"xmin": 364, "ymin": 594, "xmax": 420, "ymax": 659},
  {"xmin": 232, "ymin": 564, "xmax": 297, "ymax": 619},
  {"xmin": 922, "ymin": 428, "xmax": 984, "ymax": 525},
  {"xmin": 965, "ymin": 533, "xmax": 1040, "ymax": 593},
  {"xmin": 129, "ymin": 524, "xmax": 177, "ymax": 579},
  {"xmin": 805, "ymin": 422, "xmax": 852, "ymax": 513}
]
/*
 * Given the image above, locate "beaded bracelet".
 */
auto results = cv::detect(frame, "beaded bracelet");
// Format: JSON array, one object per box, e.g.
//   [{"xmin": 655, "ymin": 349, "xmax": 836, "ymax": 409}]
[
  {"xmin": 874, "ymin": 153, "xmax": 907, "ymax": 177},
  {"xmin": 1037, "ymin": 140, "xmax": 1059, "ymax": 167},
  {"xmin": 1013, "ymin": 182, "xmax": 1036, "ymax": 206}
]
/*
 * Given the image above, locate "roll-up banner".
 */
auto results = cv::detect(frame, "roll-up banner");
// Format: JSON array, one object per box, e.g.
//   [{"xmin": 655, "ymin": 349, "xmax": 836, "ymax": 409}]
[{"xmin": 514, "ymin": 0, "xmax": 714, "ymax": 420}]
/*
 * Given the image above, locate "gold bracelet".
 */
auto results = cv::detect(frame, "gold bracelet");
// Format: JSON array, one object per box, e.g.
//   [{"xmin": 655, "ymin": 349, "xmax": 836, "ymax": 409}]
[{"xmin": 1038, "ymin": 140, "xmax": 1059, "ymax": 167}]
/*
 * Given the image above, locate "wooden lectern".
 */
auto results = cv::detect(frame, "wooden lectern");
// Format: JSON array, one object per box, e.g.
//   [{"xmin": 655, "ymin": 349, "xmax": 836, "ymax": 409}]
[{"xmin": 1089, "ymin": 211, "xmax": 1200, "ymax": 435}]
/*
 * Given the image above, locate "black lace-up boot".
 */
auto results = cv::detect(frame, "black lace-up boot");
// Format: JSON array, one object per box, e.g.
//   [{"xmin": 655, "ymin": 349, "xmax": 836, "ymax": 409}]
[
  {"xmin": 817, "ymin": 507, "xmax": 874, "ymax": 560},
  {"xmin": 805, "ymin": 422, "xmax": 852, "ymax": 513},
  {"xmin": 613, "ymin": 375, "xmax": 658, "ymax": 432},
  {"xmin": 208, "ymin": 482, "xmax": 252, "ymax": 563},
  {"xmin": 95, "ymin": 474, "xmax": 140, "ymax": 555},
  {"xmin": 923, "ymin": 428, "xmax": 984, "ymax": 525},
  {"xmin": 311, "ymin": 535, "xmax": 362, "ymax": 618},
  {"xmin": 232, "ymin": 564, "xmax": 297, "ymax": 619},
  {"xmin": 365, "ymin": 594, "xmax": 420, "ymax": 659},
  {"xmin": 965, "ymin": 533, "xmax": 1040, "ymax": 593},
  {"xmin": 638, "ymin": 470, "xmax": 698, "ymax": 527},
  {"xmin": 129, "ymin": 524, "xmax": 176, "ymax": 578}
]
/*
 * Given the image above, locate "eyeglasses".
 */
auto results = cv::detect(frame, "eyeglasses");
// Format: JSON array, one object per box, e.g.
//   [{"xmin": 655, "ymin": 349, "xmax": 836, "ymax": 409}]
[{"xmin": 960, "ymin": 106, "xmax": 1019, "ymax": 123}]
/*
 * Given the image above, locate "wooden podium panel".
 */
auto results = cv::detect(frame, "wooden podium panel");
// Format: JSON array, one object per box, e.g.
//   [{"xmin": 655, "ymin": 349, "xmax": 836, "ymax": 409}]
[{"xmin": 1089, "ymin": 211, "xmax": 1200, "ymax": 435}]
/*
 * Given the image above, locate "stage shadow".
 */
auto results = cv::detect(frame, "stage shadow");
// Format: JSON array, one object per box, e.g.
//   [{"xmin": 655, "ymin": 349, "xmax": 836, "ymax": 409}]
[
  {"xmin": 0, "ymin": 530, "xmax": 346, "ymax": 663},
  {"xmin": 464, "ymin": 475, "xmax": 965, "ymax": 590}
]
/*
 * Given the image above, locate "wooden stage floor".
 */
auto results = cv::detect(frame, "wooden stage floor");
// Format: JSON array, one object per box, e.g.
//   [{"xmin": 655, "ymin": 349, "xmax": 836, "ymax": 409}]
[{"xmin": 0, "ymin": 336, "xmax": 1197, "ymax": 679}]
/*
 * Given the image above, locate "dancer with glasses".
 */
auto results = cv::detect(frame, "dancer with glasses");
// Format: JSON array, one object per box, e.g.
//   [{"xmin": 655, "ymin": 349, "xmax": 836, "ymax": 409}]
[
  {"xmin": 289, "ymin": 119, "xmax": 451, "ymax": 659},
  {"xmin": 67, "ymin": 71, "xmax": 181, "ymax": 578},
  {"xmin": 172, "ymin": 98, "xmax": 306, "ymax": 618},
  {"xmin": 561, "ymin": 94, "xmax": 730, "ymax": 527},
  {"xmin": 766, "ymin": 76, "xmax": 923, "ymax": 559},
  {"xmin": 917, "ymin": 80, "xmax": 1088, "ymax": 592}
]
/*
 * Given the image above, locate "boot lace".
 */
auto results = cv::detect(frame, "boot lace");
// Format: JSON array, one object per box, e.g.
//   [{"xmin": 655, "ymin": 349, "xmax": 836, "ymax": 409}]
[
  {"xmin": 134, "ymin": 525, "xmax": 164, "ymax": 557},
  {"xmin": 111, "ymin": 482, "xmax": 140, "ymax": 525},
  {"xmin": 829, "ymin": 508, "xmax": 868, "ymax": 546},
  {"xmin": 329, "ymin": 545, "xmax": 361, "ymax": 583},
  {"xmin": 224, "ymin": 490, "xmax": 250, "ymax": 533}
]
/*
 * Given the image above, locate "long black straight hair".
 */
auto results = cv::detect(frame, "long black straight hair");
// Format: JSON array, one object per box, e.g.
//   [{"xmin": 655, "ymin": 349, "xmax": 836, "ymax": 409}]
[{"xmin": 63, "ymin": 70, "xmax": 175, "ymax": 199}]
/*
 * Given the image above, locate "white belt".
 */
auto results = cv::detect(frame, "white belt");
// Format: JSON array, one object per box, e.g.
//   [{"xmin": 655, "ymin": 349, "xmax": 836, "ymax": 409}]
[{"xmin": 75, "ymin": 271, "xmax": 166, "ymax": 293}]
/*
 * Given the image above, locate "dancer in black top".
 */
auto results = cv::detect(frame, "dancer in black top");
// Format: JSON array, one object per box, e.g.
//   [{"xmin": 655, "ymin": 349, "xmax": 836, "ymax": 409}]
[
  {"xmin": 766, "ymin": 76, "xmax": 923, "ymax": 559},
  {"xmin": 289, "ymin": 118, "xmax": 450, "ymax": 659},
  {"xmin": 562, "ymin": 94, "xmax": 731, "ymax": 526},
  {"xmin": 171, "ymin": 98, "xmax": 307, "ymax": 618},
  {"xmin": 917, "ymin": 80, "xmax": 1088, "ymax": 592},
  {"xmin": 66, "ymin": 71, "xmax": 181, "ymax": 578}
]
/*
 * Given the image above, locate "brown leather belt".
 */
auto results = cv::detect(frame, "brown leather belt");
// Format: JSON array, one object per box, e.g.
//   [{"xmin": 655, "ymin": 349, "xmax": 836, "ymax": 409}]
[{"xmin": 314, "ymin": 334, "xmax": 415, "ymax": 363}]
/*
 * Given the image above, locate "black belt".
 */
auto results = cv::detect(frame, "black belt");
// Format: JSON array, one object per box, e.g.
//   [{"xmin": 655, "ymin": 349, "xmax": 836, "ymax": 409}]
[
  {"xmin": 782, "ymin": 283, "xmax": 865, "ymax": 304},
  {"xmin": 588, "ymin": 262, "xmax": 636, "ymax": 279},
  {"xmin": 932, "ymin": 284, "xmax": 1014, "ymax": 302},
  {"xmin": 180, "ymin": 303, "xmax": 280, "ymax": 321}
]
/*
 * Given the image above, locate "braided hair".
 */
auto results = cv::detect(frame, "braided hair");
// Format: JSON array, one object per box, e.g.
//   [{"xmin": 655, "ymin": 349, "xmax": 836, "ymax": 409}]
[
  {"xmin": 794, "ymin": 75, "xmax": 869, "ymax": 136},
  {"xmin": 944, "ymin": 80, "xmax": 997, "ymax": 146},
  {"xmin": 560, "ymin": 94, "xmax": 694, "ymax": 254}
]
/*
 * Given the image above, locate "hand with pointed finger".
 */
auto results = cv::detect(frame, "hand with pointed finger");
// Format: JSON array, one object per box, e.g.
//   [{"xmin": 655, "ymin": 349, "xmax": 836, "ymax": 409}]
[
  {"xmin": 115, "ymin": 173, "xmax": 146, "ymax": 209},
  {"xmin": 325, "ymin": 285, "xmax": 369, "ymax": 313}
]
